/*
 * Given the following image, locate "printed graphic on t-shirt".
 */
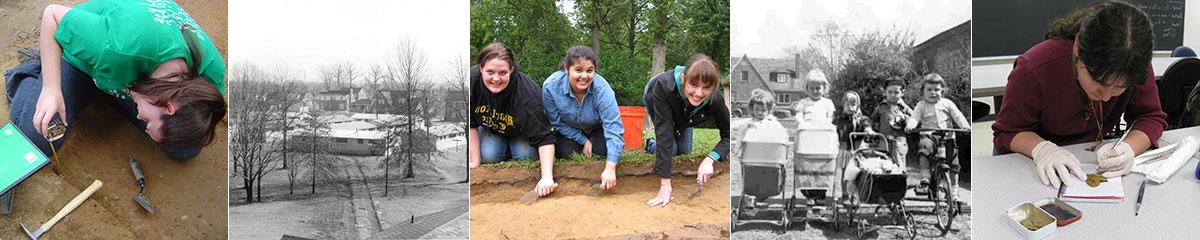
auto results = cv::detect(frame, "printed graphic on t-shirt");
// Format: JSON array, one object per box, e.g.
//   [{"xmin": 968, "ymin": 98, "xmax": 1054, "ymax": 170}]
[
  {"xmin": 474, "ymin": 105, "xmax": 514, "ymax": 133},
  {"xmin": 138, "ymin": 0, "xmax": 207, "ymax": 41}
]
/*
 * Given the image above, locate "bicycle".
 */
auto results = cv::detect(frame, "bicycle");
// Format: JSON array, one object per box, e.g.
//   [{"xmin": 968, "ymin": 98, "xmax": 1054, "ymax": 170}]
[{"xmin": 911, "ymin": 127, "xmax": 969, "ymax": 233}]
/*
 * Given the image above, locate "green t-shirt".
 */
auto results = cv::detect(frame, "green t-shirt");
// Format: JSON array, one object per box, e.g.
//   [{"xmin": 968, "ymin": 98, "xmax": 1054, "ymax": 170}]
[{"xmin": 54, "ymin": 0, "xmax": 226, "ymax": 100}]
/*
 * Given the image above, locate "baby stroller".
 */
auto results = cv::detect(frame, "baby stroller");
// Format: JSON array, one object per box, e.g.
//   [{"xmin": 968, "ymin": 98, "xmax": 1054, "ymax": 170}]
[
  {"xmin": 842, "ymin": 132, "xmax": 914, "ymax": 238},
  {"xmin": 732, "ymin": 137, "xmax": 794, "ymax": 231},
  {"xmin": 791, "ymin": 125, "xmax": 841, "ymax": 227}
]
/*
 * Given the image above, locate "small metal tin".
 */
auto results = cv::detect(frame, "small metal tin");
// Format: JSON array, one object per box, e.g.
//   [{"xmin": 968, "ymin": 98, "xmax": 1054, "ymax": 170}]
[
  {"xmin": 1034, "ymin": 197, "xmax": 1082, "ymax": 226},
  {"xmin": 1007, "ymin": 202, "xmax": 1056, "ymax": 240}
]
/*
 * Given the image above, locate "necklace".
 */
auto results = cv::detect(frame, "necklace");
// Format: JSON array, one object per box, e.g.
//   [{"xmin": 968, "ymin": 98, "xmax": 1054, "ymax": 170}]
[{"xmin": 1085, "ymin": 99, "xmax": 1104, "ymax": 151}]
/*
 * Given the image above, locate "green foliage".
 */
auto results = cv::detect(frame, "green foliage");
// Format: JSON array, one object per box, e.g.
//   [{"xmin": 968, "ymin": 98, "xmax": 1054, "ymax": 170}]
[
  {"xmin": 470, "ymin": 0, "xmax": 580, "ymax": 82},
  {"xmin": 828, "ymin": 30, "xmax": 915, "ymax": 114},
  {"xmin": 470, "ymin": 0, "xmax": 729, "ymax": 106}
]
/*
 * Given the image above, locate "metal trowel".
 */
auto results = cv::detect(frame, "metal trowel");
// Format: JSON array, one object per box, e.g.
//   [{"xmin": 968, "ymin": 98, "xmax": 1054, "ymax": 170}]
[
  {"xmin": 585, "ymin": 179, "xmax": 604, "ymax": 196},
  {"xmin": 518, "ymin": 183, "xmax": 558, "ymax": 204},
  {"xmin": 688, "ymin": 184, "xmax": 704, "ymax": 200},
  {"xmin": 130, "ymin": 159, "xmax": 153, "ymax": 214}
]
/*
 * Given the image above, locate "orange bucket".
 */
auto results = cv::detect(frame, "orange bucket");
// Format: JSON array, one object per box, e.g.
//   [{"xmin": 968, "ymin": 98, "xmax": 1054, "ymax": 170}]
[{"xmin": 619, "ymin": 106, "xmax": 646, "ymax": 150}]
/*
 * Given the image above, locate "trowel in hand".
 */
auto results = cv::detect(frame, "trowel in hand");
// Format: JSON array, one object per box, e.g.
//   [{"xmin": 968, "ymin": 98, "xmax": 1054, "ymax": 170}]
[
  {"xmin": 585, "ymin": 179, "xmax": 605, "ymax": 196},
  {"xmin": 130, "ymin": 159, "xmax": 153, "ymax": 214},
  {"xmin": 518, "ymin": 183, "xmax": 559, "ymax": 204}
]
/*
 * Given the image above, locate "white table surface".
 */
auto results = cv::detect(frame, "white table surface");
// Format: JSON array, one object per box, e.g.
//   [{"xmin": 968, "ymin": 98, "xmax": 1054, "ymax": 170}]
[
  {"xmin": 972, "ymin": 57, "xmax": 1187, "ymax": 98},
  {"xmin": 971, "ymin": 126, "xmax": 1200, "ymax": 239}
]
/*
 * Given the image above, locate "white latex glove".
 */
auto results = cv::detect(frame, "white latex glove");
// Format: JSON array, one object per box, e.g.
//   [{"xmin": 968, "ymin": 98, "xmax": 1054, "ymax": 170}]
[
  {"xmin": 1031, "ymin": 141, "xmax": 1087, "ymax": 188},
  {"xmin": 1096, "ymin": 142, "xmax": 1135, "ymax": 178}
]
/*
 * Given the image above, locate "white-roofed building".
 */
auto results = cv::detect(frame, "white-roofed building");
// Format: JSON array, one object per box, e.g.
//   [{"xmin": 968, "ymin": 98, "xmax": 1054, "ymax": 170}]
[
  {"xmin": 288, "ymin": 128, "xmax": 387, "ymax": 156},
  {"xmin": 328, "ymin": 121, "xmax": 381, "ymax": 131}
]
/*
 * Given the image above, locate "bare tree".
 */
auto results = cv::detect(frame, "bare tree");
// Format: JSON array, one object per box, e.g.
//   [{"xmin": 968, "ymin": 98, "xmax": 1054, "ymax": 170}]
[
  {"xmin": 319, "ymin": 61, "xmax": 360, "ymax": 91},
  {"xmin": 365, "ymin": 64, "xmax": 389, "ymax": 114},
  {"xmin": 229, "ymin": 62, "xmax": 284, "ymax": 203},
  {"xmin": 270, "ymin": 67, "xmax": 306, "ymax": 194},
  {"xmin": 298, "ymin": 104, "xmax": 339, "ymax": 194},
  {"xmin": 378, "ymin": 38, "xmax": 444, "ymax": 195}
]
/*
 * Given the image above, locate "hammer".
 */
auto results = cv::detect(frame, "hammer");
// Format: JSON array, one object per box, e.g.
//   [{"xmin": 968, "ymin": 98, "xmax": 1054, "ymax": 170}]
[{"xmin": 21, "ymin": 180, "xmax": 103, "ymax": 240}]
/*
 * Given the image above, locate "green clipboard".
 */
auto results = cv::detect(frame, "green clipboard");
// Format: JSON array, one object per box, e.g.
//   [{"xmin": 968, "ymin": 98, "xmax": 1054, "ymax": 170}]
[{"xmin": 0, "ymin": 123, "xmax": 50, "ymax": 195}]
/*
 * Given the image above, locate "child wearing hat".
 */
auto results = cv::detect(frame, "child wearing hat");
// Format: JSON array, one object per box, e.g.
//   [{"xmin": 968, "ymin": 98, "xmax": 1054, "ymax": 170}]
[
  {"xmin": 871, "ymin": 77, "xmax": 913, "ymax": 170},
  {"xmin": 794, "ymin": 69, "xmax": 836, "ymax": 128}
]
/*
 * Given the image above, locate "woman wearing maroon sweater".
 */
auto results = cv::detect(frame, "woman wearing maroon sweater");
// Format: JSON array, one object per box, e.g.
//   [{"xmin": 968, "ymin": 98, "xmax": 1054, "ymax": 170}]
[{"xmin": 992, "ymin": 1, "xmax": 1167, "ymax": 188}]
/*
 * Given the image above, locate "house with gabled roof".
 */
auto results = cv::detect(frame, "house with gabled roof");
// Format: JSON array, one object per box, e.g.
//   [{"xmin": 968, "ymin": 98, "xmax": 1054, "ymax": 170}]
[{"xmin": 730, "ymin": 54, "xmax": 812, "ymax": 117}]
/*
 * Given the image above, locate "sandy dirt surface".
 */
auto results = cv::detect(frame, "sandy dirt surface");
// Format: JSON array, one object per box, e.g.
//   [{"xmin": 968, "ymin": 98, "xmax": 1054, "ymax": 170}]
[
  {"xmin": 0, "ymin": 0, "xmax": 227, "ymax": 238},
  {"xmin": 470, "ymin": 159, "xmax": 731, "ymax": 239},
  {"xmin": 230, "ymin": 146, "xmax": 469, "ymax": 239}
]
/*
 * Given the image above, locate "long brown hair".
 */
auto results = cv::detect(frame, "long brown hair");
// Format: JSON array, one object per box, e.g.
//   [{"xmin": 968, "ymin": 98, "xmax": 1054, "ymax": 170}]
[
  {"xmin": 1045, "ymin": 1, "xmax": 1153, "ymax": 88},
  {"xmin": 683, "ymin": 54, "xmax": 720, "ymax": 89},
  {"xmin": 475, "ymin": 43, "xmax": 517, "ymax": 71},
  {"xmin": 133, "ymin": 24, "xmax": 227, "ymax": 148}
]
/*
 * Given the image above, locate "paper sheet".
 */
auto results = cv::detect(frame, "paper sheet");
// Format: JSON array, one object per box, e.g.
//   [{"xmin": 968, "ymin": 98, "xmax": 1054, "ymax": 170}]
[{"xmin": 1061, "ymin": 164, "xmax": 1124, "ymax": 203}]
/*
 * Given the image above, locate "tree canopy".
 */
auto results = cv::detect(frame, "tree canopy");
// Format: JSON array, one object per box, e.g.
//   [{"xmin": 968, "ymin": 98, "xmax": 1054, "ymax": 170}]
[{"xmin": 470, "ymin": 0, "xmax": 729, "ymax": 106}]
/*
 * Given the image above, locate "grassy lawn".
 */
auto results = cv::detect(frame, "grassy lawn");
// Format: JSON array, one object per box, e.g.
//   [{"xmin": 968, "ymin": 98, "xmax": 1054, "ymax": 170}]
[{"xmin": 485, "ymin": 128, "xmax": 721, "ymax": 168}]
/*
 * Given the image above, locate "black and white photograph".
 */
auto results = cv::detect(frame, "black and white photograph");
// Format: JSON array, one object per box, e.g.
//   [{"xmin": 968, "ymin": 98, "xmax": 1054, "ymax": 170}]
[
  {"xmin": 729, "ymin": 0, "xmax": 972, "ymax": 239},
  {"xmin": 225, "ymin": 0, "xmax": 468, "ymax": 239}
]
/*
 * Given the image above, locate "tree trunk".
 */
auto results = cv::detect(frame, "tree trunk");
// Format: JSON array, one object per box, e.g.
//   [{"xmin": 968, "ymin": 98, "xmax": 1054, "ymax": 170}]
[
  {"xmin": 288, "ymin": 163, "xmax": 294, "ymax": 195},
  {"xmin": 286, "ymin": 130, "xmax": 293, "ymax": 194},
  {"xmin": 651, "ymin": 3, "xmax": 667, "ymax": 74},
  {"xmin": 627, "ymin": 1, "xmax": 637, "ymax": 54},
  {"xmin": 405, "ymin": 157, "xmax": 414, "ymax": 179},
  {"xmin": 255, "ymin": 177, "xmax": 262, "ymax": 202},
  {"xmin": 384, "ymin": 156, "xmax": 390, "ymax": 196},
  {"xmin": 244, "ymin": 177, "xmax": 254, "ymax": 203},
  {"xmin": 311, "ymin": 142, "xmax": 317, "ymax": 195},
  {"xmin": 652, "ymin": 34, "xmax": 666, "ymax": 74},
  {"xmin": 590, "ymin": 0, "xmax": 601, "ymax": 56}
]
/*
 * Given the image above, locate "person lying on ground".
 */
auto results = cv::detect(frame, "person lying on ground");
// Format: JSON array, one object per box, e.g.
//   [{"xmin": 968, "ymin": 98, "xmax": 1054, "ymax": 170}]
[{"xmin": 7, "ymin": 0, "xmax": 226, "ymax": 161}]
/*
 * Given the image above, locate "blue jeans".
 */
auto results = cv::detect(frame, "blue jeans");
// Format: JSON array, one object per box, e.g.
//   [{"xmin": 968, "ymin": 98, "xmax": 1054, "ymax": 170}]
[
  {"xmin": 641, "ymin": 80, "xmax": 694, "ymax": 156},
  {"xmin": 477, "ymin": 127, "xmax": 536, "ymax": 163},
  {"xmin": 5, "ymin": 58, "xmax": 200, "ymax": 160},
  {"xmin": 644, "ymin": 128, "xmax": 693, "ymax": 155}
]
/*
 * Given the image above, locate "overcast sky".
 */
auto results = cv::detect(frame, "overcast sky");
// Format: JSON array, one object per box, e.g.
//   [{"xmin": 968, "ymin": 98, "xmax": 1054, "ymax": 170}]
[
  {"xmin": 229, "ymin": 0, "xmax": 468, "ymax": 82},
  {"xmin": 732, "ymin": 0, "xmax": 970, "ymax": 58}
]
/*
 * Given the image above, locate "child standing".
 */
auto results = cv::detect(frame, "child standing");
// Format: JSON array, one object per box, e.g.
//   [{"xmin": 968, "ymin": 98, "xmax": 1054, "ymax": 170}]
[
  {"xmin": 835, "ymin": 90, "xmax": 875, "ymax": 202},
  {"xmin": 834, "ymin": 91, "xmax": 873, "ymax": 147},
  {"xmin": 871, "ymin": 77, "xmax": 912, "ymax": 170},
  {"xmin": 794, "ymin": 69, "xmax": 835, "ymax": 128}
]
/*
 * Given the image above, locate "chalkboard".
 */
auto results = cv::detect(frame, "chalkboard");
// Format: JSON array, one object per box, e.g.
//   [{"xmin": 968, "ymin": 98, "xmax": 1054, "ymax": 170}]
[{"xmin": 974, "ymin": 0, "xmax": 1185, "ymax": 57}]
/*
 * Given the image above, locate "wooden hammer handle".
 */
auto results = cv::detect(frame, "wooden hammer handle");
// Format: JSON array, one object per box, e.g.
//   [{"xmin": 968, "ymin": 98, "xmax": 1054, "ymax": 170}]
[{"xmin": 40, "ymin": 180, "xmax": 102, "ymax": 232}]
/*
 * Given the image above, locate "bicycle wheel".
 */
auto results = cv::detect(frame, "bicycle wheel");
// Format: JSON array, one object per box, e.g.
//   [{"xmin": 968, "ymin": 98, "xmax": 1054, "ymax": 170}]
[{"xmin": 932, "ymin": 170, "xmax": 956, "ymax": 232}]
